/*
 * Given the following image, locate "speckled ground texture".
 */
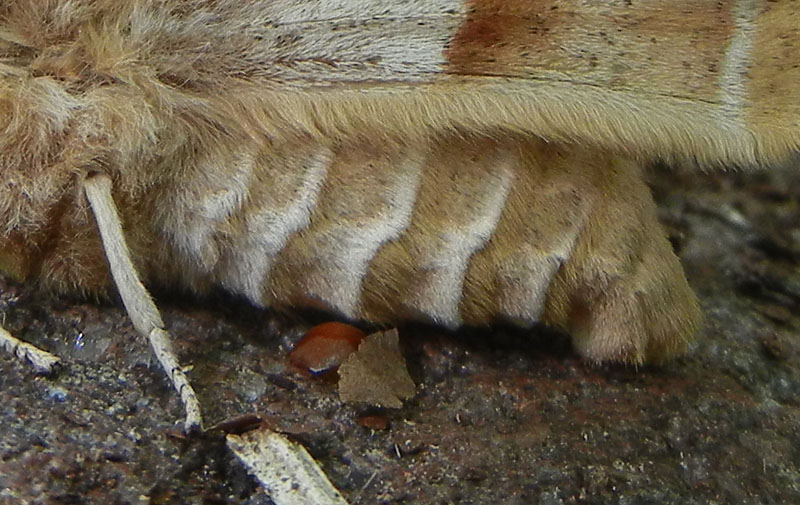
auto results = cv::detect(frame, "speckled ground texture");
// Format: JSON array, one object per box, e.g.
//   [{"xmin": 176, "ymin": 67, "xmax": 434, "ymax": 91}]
[{"xmin": 1, "ymin": 165, "xmax": 799, "ymax": 505}]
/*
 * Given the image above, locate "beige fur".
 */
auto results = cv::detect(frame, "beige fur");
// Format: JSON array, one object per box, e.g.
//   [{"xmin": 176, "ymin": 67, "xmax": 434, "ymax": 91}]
[{"xmin": 0, "ymin": 0, "xmax": 796, "ymax": 363}]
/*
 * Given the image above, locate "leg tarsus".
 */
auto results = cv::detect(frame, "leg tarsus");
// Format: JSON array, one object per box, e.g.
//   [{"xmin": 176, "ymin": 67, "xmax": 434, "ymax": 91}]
[
  {"xmin": 0, "ymin": 325, "xmax": 62, "ymax": 374},
  {"xmin": 149, "ymin": 328, "xmax": 203, "ymax": 433}
]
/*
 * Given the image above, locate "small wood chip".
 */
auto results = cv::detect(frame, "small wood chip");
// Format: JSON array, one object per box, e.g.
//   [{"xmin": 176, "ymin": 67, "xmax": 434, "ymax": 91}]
[
  {"xmin": 227, "ymin": 428, "xmax": 349, "ymax": 505},
  {"xmin": 209, "ymin": 413, "xmax": 263, "ymax": 435},
  {"xmin": 357, "ymin": 414, "xmax": 389, "ymax": 430}
]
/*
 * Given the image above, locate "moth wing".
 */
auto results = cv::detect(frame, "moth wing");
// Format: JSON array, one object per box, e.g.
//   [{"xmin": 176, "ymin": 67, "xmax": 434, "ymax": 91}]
[
  {"xmin": 174, "ymin": 1, "xmax": 800, "ymax": 166},
  {"xmin": 3, "ymin": 1, "xmax": 797, "ymax": 165}
]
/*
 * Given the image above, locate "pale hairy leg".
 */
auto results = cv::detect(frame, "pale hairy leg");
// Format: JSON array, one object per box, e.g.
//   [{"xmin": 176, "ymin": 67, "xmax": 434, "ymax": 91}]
[
  {"xmin": 83, "ymin": 174, "xmax": 203, "ymax": 433},
  {"xmin": 0, "ymin": 324, "xmax": 61, "ymax": 374}
]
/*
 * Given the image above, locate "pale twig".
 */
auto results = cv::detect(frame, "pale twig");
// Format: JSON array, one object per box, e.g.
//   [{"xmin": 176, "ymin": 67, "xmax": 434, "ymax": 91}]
[{"xmin": 83, "ymin": 174, "xmax": 202, "ymax": 433}]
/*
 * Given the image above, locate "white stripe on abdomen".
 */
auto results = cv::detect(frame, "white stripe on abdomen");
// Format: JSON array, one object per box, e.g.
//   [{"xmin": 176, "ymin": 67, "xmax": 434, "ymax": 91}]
[{"xmin": 218, "ymin": 144, "xmax": 330, "ymax": 305}]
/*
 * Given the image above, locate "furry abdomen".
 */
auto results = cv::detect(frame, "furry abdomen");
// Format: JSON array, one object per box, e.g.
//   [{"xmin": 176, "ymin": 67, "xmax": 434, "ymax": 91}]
[
  {"xmin": 0, "ymin": 126, "xmax": 698, "ymax": 363},
  {"xmin": 121, "ymin": 134, "xmax": 697, "ymax": 362}
]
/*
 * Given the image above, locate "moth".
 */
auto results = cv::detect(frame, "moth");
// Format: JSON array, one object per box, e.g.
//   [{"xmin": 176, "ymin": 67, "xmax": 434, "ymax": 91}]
[{"xmin": 0, "ymin": 1, "xmax": 798, "ymax": 431}]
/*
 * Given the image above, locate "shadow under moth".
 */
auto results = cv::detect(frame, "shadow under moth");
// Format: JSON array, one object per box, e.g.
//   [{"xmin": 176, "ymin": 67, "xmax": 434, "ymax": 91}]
[{"xmin": 0, "ymin": 0, "xmax": 798, "ymax": 432}]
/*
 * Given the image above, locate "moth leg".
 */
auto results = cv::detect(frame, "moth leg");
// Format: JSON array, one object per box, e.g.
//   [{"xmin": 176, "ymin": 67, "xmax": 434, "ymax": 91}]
[
  {"xmin": 544, "ymin": 158, "xmax": 701, "ymax": 364},
  {"xmin": 83, "ymin": 174, "xmax": 203, "ymax": 433},
  {"xmin": 0, "ymin": 325, "xmax": 61, "ymax": 374}
]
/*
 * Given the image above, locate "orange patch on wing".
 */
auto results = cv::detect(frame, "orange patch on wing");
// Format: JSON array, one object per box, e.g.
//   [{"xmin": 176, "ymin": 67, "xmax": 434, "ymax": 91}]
[
  {"xmin": 445, "ymin": 0, "xmax": 564, "ymax": 76},
  {"xmin": 445, "ymin": 0, "xmax": 737, "ymax": 102}
]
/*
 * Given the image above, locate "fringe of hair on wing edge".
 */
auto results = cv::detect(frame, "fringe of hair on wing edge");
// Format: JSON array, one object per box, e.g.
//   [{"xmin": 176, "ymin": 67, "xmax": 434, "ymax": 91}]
[{"xmin": 223, "ymin": 79, "xmax": 799, "ymax": 170}]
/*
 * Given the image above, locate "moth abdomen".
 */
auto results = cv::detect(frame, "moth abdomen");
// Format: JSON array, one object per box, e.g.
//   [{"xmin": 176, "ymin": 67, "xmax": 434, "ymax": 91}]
[{"xmin": 146, "ymin": 133, "xmax": 697, "ymax": 363}]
